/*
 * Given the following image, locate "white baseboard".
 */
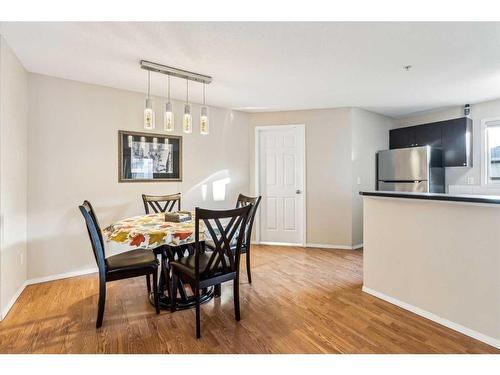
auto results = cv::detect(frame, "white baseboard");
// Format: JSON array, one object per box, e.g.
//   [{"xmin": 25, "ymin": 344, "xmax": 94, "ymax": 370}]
[
  {"xmin": 26, "ymin": 267, "xmax": 97, "ymax": 286},
  {"xmin": 362, "ymin": 286, "xmax": 500, "ymax": 349},
  {"xmin": 306, "ymin": 243, "xmax": 363, "ymax": 250},
  {"xmin": 255, "ymin": 241, "xmax": 305, "ymax": 247},
  {"xmin": 252, "ymin": 241, "xmax": 363, "ymax": 250},
  {"xmin": 0, "ymin": 267, "xmax": 98, "ymax": 321},
  {"xmin": 0, "ymin": 280, "xmax": 29, "ymax": 321}
]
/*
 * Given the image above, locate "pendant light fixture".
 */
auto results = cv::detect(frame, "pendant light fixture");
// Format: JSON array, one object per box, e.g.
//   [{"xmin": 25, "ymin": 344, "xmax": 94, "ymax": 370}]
[
  {"xmin": 164, "ymin": 75, "xmax": 174, "ymax": 132},
  {"xmin": 183, "ymin": 78, "xmax": 192, "ymax": 134},
  {"xmin": 140, "ymin": 60, "xmax": 211, "ymax": 134},
  {"xmin": 143, "ymin": 70, "xmax": 155, "ymax": 129},
  {"xmin": 200, "ymin": 83, "xmax": 209, "ymax": 135}
]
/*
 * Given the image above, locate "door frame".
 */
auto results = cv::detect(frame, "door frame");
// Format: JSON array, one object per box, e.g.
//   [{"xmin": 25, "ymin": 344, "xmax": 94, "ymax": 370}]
[{"xmin": 254, "ymin": 124, "xmax": 307, "ymax": 247}]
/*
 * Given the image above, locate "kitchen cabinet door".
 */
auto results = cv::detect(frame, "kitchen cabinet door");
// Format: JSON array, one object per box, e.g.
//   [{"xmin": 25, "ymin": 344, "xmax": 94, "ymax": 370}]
[
  {"xmin": 414, "ymin": 123, "xmax": 442, "ymax": 148},
  {"xmin": 442, "ymin": 117, "xmax": 472, "ymax": 167},
  {"xmin": 389, "ymin": 127, "xmax": 416, "ymax": 149}
]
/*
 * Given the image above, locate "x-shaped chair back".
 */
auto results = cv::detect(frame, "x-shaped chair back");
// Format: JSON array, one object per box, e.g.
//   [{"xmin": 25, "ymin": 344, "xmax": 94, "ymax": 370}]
[
  {"xmin": 195, "ymin": 205, "xmax": 252, "ymax": 279},
  {"xmin": 142, "ymin": 193, "xmax": 181, "ymax": 214},
  {"xmin": 236, "ymin": 194, "xmax": 262, "ymax": 247}
]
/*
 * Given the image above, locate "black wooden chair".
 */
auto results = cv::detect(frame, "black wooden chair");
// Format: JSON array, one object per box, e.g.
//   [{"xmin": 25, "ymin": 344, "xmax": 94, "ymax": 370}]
[
  {"xmin": 206, "ymin": 194, "xmax": 262, "ymax": 283},
  {"xmin": 79, "ymin": 200, "xmax": 160, "ymax": 328},
  {"xmin": 170, "ymin": 205, "xmax": 252, "ymax": 338},
  {"xmin": 142, "ymin": 193, "xmax": 181, "ymax": 214},
  {"xmin": 234, "ymin": 194, "xmax": 262, "ymax": 283},
  {"xmin": 141, "ymin": 193, "xmax": 182, "ymax": 291}
]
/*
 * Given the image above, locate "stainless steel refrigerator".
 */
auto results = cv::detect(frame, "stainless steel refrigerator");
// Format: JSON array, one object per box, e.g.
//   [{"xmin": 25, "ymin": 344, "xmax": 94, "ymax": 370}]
[{"xmin": 377, "ymin": 146, "xmax": 444, "ymax": 193}]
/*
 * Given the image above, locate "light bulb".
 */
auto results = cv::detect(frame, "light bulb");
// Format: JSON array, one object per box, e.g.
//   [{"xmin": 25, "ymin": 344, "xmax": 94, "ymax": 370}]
[
  {"xmin": 183, "ymin": 104, "xmax": 192, "ymax": 134},
  {"xmin": 144, "ymin": 98, "xmax": 155, "ymax": 129},
  {"xmin": 164, "ymin": 102, "xmax": 174, "ymax": 132},
  {"xmin": 200, "ymin": 106, "xmax": 209, "ymax": 135}
]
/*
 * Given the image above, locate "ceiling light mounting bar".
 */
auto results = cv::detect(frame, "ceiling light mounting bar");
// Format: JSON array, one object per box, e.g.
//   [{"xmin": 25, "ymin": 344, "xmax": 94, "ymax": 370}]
[{"xmin": 140, "ymin": 60, "xmax": 212, "ymax": 84}]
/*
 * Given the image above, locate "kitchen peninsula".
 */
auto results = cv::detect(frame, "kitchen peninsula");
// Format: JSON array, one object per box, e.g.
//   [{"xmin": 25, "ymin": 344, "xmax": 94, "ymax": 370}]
[{"xmin": 360, "ymin": 191, "xmax": 500, "ymax": 349}]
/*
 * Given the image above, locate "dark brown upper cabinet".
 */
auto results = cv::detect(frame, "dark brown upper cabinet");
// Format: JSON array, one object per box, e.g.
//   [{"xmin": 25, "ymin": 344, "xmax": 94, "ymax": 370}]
[
  {"xmin": 389, "ymin": 127, "xmax": 415, "ymax": 149},
  {"xmin": 389, "ymin": 117, "xmax": 472, "ymax": 167},
  {"xmin": 414, "ymin": 123, "xmax": 443, "ymax": 148},
  {"xmin": 441, "ymin": 118, "xmax": 473, "ymax": 167}
]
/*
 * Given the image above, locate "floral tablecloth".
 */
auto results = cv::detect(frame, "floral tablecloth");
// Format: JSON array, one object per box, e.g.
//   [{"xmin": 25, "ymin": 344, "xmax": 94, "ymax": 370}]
[{"xmin": 103, "ymin": 213, "xmax": 205, "ymax": 249}]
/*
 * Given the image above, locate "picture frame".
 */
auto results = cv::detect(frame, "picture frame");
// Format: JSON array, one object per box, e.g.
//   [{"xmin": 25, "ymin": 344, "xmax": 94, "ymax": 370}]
[{"xmin": 118, "ymin": 130, "xmax": 182, "ymax": 182}]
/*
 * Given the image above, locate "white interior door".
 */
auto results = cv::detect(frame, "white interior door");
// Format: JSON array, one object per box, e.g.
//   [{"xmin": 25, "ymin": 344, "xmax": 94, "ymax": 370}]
[{"xmin": 258, "ymin": 125, "xmax": 305, "ymax": 245}]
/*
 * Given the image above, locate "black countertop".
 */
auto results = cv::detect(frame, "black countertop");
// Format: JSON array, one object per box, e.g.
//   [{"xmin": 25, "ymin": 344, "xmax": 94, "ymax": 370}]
[{"xmin": 360, "ymin": 190, "xmax": 500, "ymax": 205}]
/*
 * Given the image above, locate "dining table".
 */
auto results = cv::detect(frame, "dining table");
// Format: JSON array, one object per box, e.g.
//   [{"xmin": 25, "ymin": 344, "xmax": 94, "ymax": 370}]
[{"xmin": 103, "ymin": 212, "xmax": 218, "ymax": 310}]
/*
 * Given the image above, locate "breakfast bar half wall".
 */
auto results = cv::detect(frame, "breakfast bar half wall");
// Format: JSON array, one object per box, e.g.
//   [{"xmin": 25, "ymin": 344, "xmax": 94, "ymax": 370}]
[{"xmin": 361, "ymin": 191, "xmax": 500, "ymax": 349}]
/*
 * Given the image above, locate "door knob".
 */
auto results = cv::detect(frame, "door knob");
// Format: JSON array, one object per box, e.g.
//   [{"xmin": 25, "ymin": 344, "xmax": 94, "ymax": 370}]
[{"xmin": 296, "ymin": 189, "xmax": 302, "ymax": 194}]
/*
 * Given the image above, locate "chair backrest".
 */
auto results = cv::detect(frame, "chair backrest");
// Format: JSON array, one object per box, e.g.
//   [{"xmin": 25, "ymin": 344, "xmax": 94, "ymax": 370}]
[
  {"xmin": 235, "ymin": 194, "xmax": 262, "ymax": 247},
  {"xmin": 142, "ymin": 193, "xmax": 181, "ymax": 214},
  {"xmin": 79, "ymin": 201, "xmax": 106, "ymax": 276},
  {"xmin": 195, "ymin": 205, "xmax": 252, "ymax": 279}
]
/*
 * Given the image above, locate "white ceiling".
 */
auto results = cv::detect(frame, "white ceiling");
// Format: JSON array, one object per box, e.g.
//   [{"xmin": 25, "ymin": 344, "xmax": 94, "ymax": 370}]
[{"xmin": 1, "ymin": 22, "xmax": 500, "ymax": 118}]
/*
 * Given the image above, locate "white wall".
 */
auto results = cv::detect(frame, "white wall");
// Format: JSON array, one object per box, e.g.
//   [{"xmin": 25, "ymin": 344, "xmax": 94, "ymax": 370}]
[
  {"xmin": 249, "ymin": 108, "xmax": 395, "ymax": 248},
  {"xmin": 351, "ymin": 108, "xmax": 396, "ymax": 246},
  {"xmin": 0, "ymin": 36, "xmax": 28, "ymax": 319},
  {"xmin": 27, "ymin": 73, "xmax": 250, "ymax": 280},
  {"xmin": 397, "ymin": 98, "xmax": 500, "ymax": 189}
]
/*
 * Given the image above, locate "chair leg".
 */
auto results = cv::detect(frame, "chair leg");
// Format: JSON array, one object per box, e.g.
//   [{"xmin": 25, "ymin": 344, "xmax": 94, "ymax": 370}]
[
  {"xmin": 233, "ymin": 277, "xmax": 241, "ymax": 321},
  {"xmin": 146, "ymin": 274, "xmax": 151, "ymax": 293},
  {"xmin": 246, "ymin": 250, "xmax": 252, "ymax": 284},
  {"xmin": 96, "ymin": 277, "xmax": 106, "ymax": 328},
  {"xmin": 214, "ymin": 284, "xmax": 221, "ymax": 297},
  {"xmin": 161, "ymin": 252, "xmax": 171, "ymax": 300},
  {"xmin": 170, "ymin": 272, "xmax": 178, "ymax": 313},
  {"xmin": 152, "ymin": 270, "xmax": 160, "ymax": 314},
  {"xmin": 195, "ymin": 284, "xmax": 201, "ymax": 339}
]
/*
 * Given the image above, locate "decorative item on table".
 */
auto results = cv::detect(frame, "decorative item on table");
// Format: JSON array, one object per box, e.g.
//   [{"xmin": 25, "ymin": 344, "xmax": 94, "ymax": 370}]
[{"xmin": 165, "ymin": 211, "xmax": 192, "ymax": 223}]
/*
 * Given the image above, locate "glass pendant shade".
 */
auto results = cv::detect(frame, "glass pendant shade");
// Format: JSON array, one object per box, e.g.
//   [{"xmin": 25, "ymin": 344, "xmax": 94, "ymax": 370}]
[
  {"xmin": 144, "ymin": 98, "xmax": 155, "ymax": 130},
  {"xmin": 200, "ymin": 106, "xmax": 209, "ymax": 135},
  {"xmin": 183, "ymin": 104, "xmax": 192, "ymax": 133},
  {"xmin": 164, "ymin": 101, "xmax": 174, "ymax": 132}
]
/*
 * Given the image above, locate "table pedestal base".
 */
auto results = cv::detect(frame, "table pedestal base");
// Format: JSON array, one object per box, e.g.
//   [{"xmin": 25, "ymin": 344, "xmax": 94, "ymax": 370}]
[{"xmin": 149, "ymin": 287, "xmax": 215, "ymax": 310}]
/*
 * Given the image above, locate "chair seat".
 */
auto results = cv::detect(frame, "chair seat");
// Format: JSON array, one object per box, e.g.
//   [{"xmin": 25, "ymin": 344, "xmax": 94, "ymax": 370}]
[
  {"xmin": 171, "ymin": 251, "xmax": 231, "ymax": 279},
  {"xmin": 106, "ymin": 249, "xmax": 158, "ymax": 273},
  {"xmin": 205, "ymin": 240, "xmax": 247, "ymax": 253}
]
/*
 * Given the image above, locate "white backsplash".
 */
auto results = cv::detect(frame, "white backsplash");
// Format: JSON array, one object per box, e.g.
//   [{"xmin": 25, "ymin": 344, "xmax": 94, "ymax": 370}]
[{"xmin": 448, "ymin": 185, "xmax": 500, "ymax": 196}]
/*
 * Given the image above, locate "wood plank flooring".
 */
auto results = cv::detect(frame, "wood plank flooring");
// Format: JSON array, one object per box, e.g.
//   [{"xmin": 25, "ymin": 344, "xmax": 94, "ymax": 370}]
[{"xmin": 0, "ymin": 245, "xmax": 497, "ymax": 353}]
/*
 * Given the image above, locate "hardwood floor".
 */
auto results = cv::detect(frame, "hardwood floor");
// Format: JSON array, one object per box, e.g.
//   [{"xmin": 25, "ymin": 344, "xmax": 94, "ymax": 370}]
[{"xmin": 0, "ymin": 245, "xmax": 497, "ymax": 354}]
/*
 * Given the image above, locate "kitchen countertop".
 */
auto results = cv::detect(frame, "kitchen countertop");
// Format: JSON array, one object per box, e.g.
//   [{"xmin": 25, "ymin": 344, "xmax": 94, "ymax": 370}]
[{"xmin": 360, "ymin": 190, "xmax": 500, "ymax": 205}]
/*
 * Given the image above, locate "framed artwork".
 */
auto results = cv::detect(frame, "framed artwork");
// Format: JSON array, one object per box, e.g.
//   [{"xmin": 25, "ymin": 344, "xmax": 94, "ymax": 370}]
[{"xmin": 118, "ymin": 130, "xmax": 182, "ymax": 182}]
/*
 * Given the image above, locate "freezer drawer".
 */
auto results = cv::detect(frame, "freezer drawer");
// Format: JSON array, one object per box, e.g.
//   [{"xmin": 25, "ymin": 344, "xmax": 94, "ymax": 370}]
[{"xmin": 378, "ymin": 181, "xmax": 429, "ymax": 193}]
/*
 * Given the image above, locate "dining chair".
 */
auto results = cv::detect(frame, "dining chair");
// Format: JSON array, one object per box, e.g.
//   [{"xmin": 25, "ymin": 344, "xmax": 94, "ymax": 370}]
[
  {"xmin": 141, "ymin": 193, "xmax": 181, "ymax": 293},
  {"xmin": 205, "ymin": 194, "xmax": 262, "ymax": 283},
  {"xmin": 234, "ymin": 194, "xmax": 262, "ymax": 283},
  {"xmin": 79, "ymin": 200, "xmax": 160, "ymax": 328},
  {"xmin": 142, "ymin": 193, "xmax": 181, "ymax": 214},
  {"xmin": 170, "ymin": 205, "xmax": 252, "ymax": 338}
]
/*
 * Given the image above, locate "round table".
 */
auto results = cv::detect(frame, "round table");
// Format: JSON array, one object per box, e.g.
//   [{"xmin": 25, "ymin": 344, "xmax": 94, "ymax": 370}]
[{"xmin": 102, "ymin": 213, "xmax": 216, "ymax": 310}]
